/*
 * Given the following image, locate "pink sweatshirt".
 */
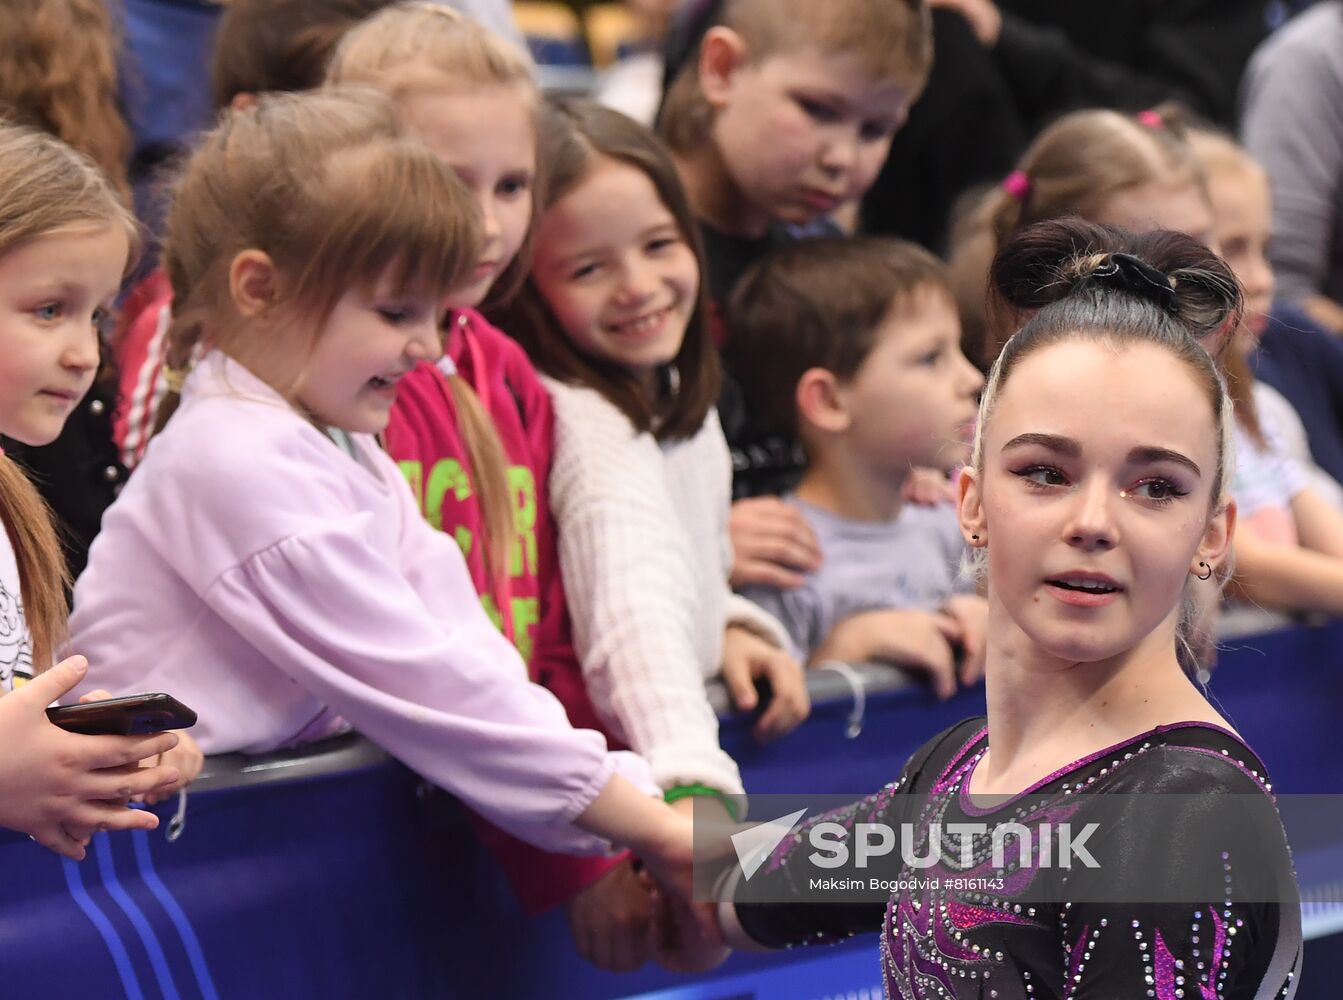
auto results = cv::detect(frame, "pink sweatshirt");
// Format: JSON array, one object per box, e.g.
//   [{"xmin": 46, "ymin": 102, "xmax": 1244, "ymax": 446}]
[
  {"xmin": 68, "ymin": 351, "xmax": 657, "ymax": 855},
  {"xmin": 384, "ymin": 310, "xmax": 629, "ymax": 911}
]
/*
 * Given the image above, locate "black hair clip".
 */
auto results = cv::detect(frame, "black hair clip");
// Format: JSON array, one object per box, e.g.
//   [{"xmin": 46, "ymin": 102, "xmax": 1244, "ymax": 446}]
[{"xmin": 1090, "ymin": 253, "xmax": 1180, "ymax": 316}]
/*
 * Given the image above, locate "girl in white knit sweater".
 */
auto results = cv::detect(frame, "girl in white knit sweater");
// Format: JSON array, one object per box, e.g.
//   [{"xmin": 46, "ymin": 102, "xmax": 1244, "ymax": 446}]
[{"xmin": 496, "ymin": 99, "xmax": 809, "ymax": 820}]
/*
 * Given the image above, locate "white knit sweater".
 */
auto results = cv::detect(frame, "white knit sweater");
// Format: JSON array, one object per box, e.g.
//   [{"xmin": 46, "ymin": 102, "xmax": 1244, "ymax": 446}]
[{"xmin": 544, "ymin": 377, "xmax": 789, "ymax": 794}]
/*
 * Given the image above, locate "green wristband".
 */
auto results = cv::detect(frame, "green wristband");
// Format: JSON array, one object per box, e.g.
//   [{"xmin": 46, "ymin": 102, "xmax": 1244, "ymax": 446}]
[{"xmin": 664, "ymin": 783, "xmax": 740, "ymax": 822}]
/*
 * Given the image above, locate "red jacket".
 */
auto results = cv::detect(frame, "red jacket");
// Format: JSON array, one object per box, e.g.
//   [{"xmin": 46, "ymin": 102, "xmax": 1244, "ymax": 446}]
[
  {"xmin": 384, "ymin": 310, "xmax": 627, "ymax": 913},
  {"xmin": 111, "ymin": 268, "xmax": 172, "ymax": 470}
]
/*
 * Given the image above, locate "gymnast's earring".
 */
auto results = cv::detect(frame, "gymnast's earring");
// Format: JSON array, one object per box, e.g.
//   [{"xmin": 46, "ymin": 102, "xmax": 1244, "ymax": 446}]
[{"xmin": 1195, "ymin": 561, "xmax": 1213, "ymax": 581}]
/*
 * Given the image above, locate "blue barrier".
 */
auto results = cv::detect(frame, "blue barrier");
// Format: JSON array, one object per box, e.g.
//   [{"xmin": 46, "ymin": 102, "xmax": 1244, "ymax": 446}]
[{"xmin": 0, "ymin": 618, "xmax": 1339, "ymax": 998}]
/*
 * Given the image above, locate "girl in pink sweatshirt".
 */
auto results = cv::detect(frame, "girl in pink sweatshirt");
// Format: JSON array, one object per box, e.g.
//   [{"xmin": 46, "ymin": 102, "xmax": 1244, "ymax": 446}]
[{"xmin": 68, "ymin": 90, "xmax": 697, "ymax": 892}]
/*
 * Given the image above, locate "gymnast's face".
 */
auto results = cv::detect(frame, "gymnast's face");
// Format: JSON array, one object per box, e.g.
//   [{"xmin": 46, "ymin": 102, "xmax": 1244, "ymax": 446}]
[{"xmin": 958, "ymin": 339, "xmax": 1232, "ymax": 669}]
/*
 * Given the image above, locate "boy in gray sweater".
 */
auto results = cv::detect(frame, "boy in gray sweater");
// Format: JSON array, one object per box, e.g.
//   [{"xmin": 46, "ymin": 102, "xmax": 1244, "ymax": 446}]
[{"xmin": 728, "ymin": 237, "xmax": 988, "ymax": 698}]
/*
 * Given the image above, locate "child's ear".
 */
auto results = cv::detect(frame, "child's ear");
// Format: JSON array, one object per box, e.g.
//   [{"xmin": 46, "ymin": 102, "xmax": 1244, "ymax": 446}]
[
  {"xmin": 1194, "ymin": 497, "xmax": 1236, "ymax": 576},
  {"xmin": 796, "ymin": 368, "xmax": 850, "ymax": 435},
  {"xmin": 228, "ymin": 250, "xmax": 281, "ymax": 319},
  {"xmin": 699, "ymin": 26, "xmax": 749, "ymax": 108},
  {"xmin": 957, "ymin": 466, "xmax": 987, "ymax": 547}
]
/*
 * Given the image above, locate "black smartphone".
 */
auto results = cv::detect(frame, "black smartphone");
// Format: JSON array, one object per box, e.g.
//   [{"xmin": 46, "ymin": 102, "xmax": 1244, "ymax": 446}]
[{"xmin": 46, "ymin": 693, "xmax": 197, "ymax": 736}]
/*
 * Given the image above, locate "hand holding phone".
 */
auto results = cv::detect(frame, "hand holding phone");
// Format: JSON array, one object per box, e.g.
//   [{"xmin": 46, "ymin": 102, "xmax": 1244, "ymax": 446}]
[
  {"xmin": 0, "ymin": 658, "xmax": 182, "ymax": 859},
  {"xmin": 46, "ymin": 693, "xmax": 197, "ymax": 736}
]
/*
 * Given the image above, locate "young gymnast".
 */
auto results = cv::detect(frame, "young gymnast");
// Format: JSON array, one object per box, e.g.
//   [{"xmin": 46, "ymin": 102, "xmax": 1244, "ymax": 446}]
[
  {"xmin": 498, "ymin": 99, "xmax": 809, "ymax": 821},
  {"xmin": 729, "ymin": 236, "xmax": 987, "ymax": 696},
  {"xmin": 0, "ymin": 123, "xmax": 182, "ymax": 858},
  {"xmin": 66, "ymin": 91, "xmax": 697, "ymax": 889},
  {"xmin": 711, "ymin": 219, "xmax": 1302, "ymax": 997},
  {"xmin": 328, "ymin": 3, "xmax": 675, "ymax": 968}
]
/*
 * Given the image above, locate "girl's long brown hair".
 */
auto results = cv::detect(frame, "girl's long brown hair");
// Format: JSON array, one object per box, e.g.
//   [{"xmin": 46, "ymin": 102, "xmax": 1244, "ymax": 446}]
[{"xmin": 0, "ymin": 124, "xmax": 140, "ymax": 670}]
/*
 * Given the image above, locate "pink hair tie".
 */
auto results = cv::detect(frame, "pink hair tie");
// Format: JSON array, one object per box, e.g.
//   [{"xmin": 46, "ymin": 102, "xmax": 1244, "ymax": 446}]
[
  {"xmin": 1002, "ymin": 170, "xmax": 1031, "ymax": 202},
  {"xmin": 1136, "ymin": 109, "xmax": 1164, "ymax": 129}
]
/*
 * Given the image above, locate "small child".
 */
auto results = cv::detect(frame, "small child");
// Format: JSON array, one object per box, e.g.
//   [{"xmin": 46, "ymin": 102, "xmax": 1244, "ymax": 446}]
[
  {"xmin": 68, "ymin": 91, "xmax": 695, "ymax": 876},
  {"xmin": 948, "ymin": 105, "xmax": 1217, "ymax": 368},
  {"xmin": 497, "ymin": 98, "xmax": 808, "ymax": 817},
  {"xmin": 657, "ymin": 0, "xmax": 935, "ymax": 589},
  {"xmin": 658, "ymin": 0, "xmax": 931, "ymax": 308},
  {"xmin": 0, "ymin": 123, "xmax": 181, "ymax": 858},
  {"xmin": 729, "ymin": 237, "xmax": 987, "ymax": 697}
]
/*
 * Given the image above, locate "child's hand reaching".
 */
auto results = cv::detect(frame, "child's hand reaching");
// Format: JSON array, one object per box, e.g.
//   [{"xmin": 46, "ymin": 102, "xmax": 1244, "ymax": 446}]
[
  {"xmin": 721, "ymin": 625, "xmax": 810, "ymax": 742},
  {"xmin": 928, "ymin": 0, "xmax": 1003, "ymax": 47},
  {"xmin": 0, "ymin": 656, "xmax": 182, "ymax": 859},
  {"xmin": 564, "ymin": 857, "xmax": 657, "ymax": 971},
  {"xmin": 901, "ymin": 467, "xmax": 958, "ymax": 507},
  {"xmin": 728, "ymin": 496, "xmax": 822, "ymax": 590},
  {"xmin": 814, "ymin": 609, "xmax": 963, "ymax": 700},
  {"xmin": 649, "ymin": 877, "xmax": 730, "ymax": 973},
  {"xmin": 78, "ymin": 689, "xmax": 204, "ymax": 805}
]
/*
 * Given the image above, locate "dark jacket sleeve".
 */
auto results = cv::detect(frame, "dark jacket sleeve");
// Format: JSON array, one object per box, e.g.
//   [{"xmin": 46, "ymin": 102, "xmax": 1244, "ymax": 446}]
[
  {"xmin": 994, "ymin": 0, "xmax": 1269, "ymax": 128},
  {"xmin": 861, "ymin": 8, "xmax": 1025, "ymax": 253}
]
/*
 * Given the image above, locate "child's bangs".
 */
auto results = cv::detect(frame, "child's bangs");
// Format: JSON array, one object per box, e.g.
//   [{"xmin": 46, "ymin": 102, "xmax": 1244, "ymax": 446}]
[{"xmin": 288, "ymin": 138, "xmax": 481, "ymax": 309}]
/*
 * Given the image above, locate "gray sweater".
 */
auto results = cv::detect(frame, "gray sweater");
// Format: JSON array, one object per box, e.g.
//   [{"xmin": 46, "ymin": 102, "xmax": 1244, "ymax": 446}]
[{"xmin": 1240, "ymin": 1, "xmax": 1343, "ymax": 304}]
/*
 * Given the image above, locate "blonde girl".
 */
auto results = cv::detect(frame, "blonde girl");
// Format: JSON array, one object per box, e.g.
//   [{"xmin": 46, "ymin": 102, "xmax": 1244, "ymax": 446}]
[
  {"xmin": 948, "ymin": 105, "xmax": 1215, "ymax": 367},
  {"xmin": 66, "ymin": 90, "xmax": 696, "ymax": 889},
  {"xmin": 1187, "ymin": 127, "xmax": 1343, "ymax": 615},
  {"xmin": 0, "ymin": 123, "xmax": 181, "ymax": 858}
]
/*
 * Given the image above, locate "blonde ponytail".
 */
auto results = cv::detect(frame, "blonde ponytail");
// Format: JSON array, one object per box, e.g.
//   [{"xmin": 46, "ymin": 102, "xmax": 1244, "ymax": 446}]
[{"xmin": 444, "ymin": 373, "xmax": 517, "ymax": 601}]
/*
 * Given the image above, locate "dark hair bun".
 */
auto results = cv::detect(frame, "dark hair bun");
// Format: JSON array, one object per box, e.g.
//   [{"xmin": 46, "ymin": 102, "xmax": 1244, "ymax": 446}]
[{"xmin": 988, "ymin": 218, "xmax": 1243, "ymax": 347}]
